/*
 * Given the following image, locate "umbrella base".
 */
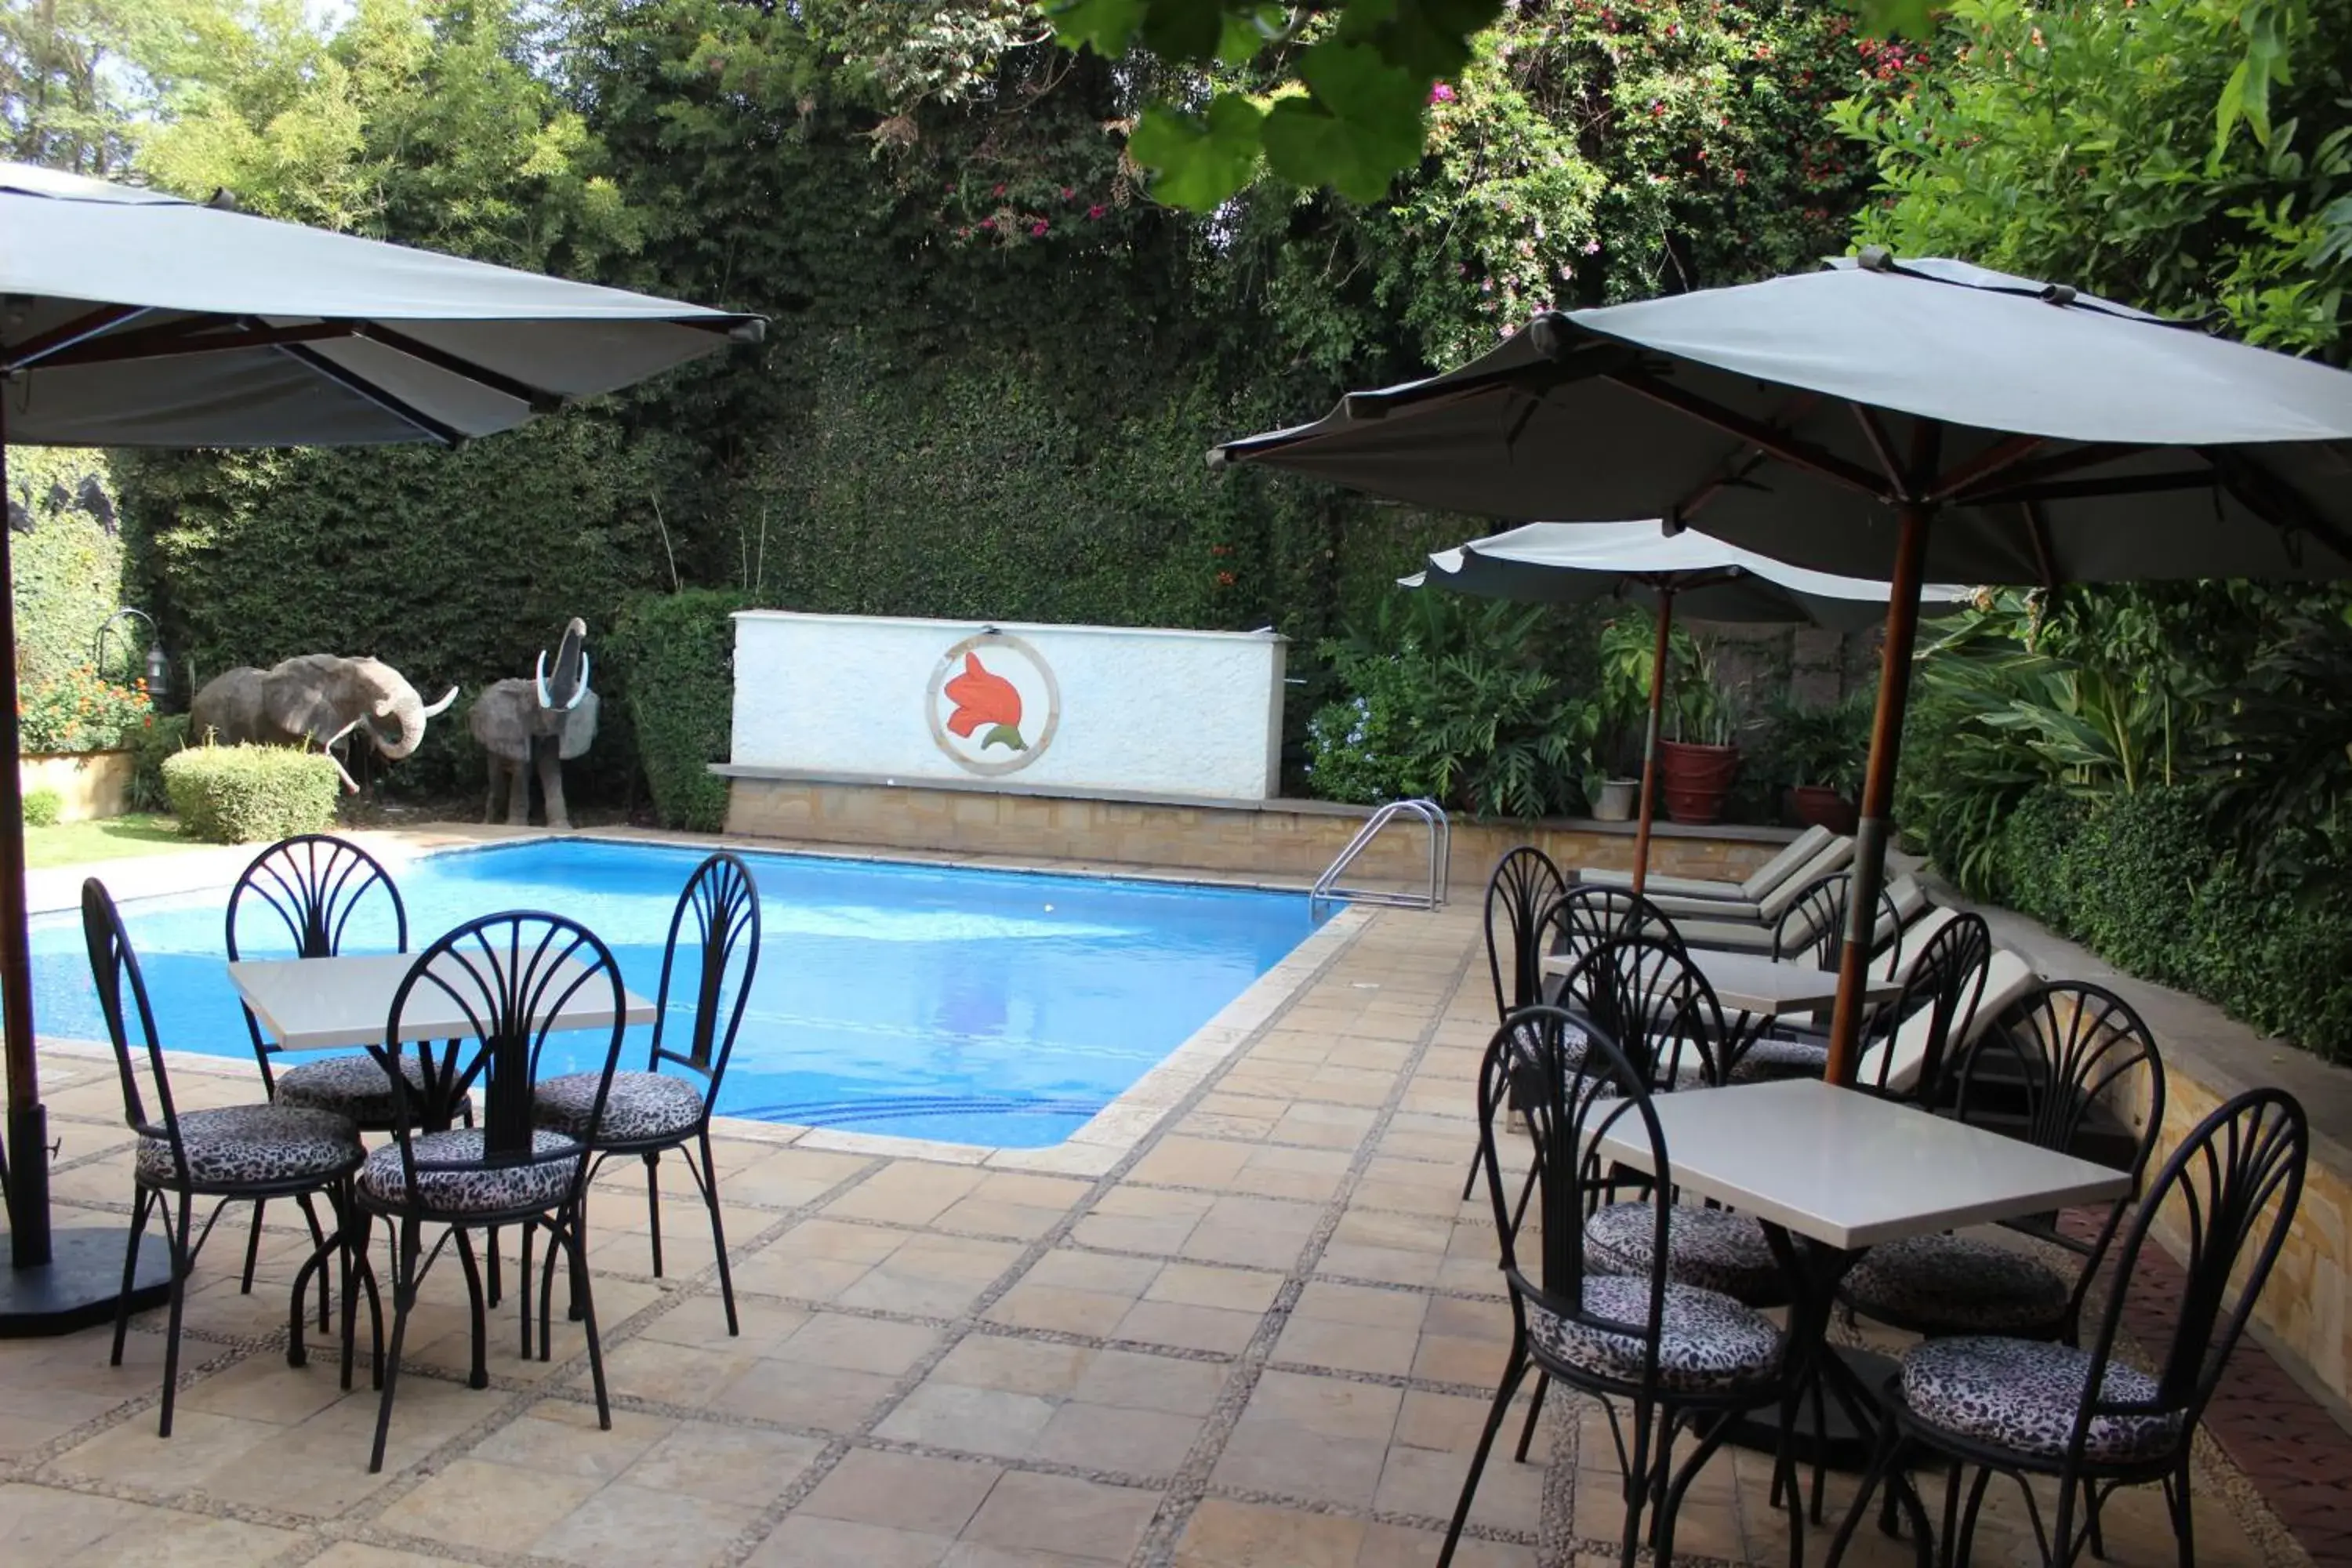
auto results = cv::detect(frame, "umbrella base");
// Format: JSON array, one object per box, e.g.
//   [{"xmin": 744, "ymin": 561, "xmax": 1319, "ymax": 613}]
[{"xmin": 0, "ymin": 1225, "xmax": 172, "ymax": 1338}]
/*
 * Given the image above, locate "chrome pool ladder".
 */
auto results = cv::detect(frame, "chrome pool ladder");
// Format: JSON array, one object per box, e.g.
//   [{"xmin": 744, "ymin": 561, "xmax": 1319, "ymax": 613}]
[{"xmin": 1312, "ymin": 798, "xmax": 1451, "ymax": 912}]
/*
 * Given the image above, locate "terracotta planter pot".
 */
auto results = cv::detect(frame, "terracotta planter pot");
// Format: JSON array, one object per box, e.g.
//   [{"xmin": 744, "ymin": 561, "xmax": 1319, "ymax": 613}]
[
  {"xmin": 1787, "ymin": 783, "xmax": 1859, "ymax": 836},
  {"xmin": 1658, "ymin": 741, "xmax": 1739, "ymax": 824}
]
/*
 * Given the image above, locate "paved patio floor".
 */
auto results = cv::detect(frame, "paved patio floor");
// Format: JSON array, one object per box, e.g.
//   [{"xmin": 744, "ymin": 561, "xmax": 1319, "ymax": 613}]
[{"xmin": 0, "ymin": 892, "xmax": 2323, "ymax": 1567}]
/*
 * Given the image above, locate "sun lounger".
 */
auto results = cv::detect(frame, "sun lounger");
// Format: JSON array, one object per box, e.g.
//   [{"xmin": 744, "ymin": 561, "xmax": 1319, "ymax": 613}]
[
  {"xmin": 1578, "ymin": 824, "xmax": 1838, "ymax": 904},
  {"xmin": 1676, "ymin": 869, "xmax": 1929, "ymax": 955},
  {"xmin": 1640, "ymin": 837, "xmax": 1857, "ymax": 924},
  {"xmin": 1857, "ymin": 946, "xmax": 2041, "ymax": 1097}
]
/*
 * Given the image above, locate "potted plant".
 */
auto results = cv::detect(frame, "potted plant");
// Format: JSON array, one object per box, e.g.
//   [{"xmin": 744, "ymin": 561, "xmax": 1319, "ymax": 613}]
[
  {"xmin": 1657, "ymin": 649, "xmax": 1743, "ymax": 824},
  {"xmin": 1762, "ymin": 688, "xmax": 1870, "ymax": 833},
  {"xmin": 1591, "ymin": 777, "xmax": 1640, "ymax": 821}
]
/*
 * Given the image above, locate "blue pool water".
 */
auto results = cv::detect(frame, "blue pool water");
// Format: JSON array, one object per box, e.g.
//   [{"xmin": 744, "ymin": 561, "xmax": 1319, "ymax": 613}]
[{"xmin": 33, "ymin": 840, "xmax": 1324, "ymax": 1148}]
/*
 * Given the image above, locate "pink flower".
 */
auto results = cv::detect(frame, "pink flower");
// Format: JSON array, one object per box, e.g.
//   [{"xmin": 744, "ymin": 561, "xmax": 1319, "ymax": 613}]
[
  {"xmin": 1060, "ymin": 186, "xmax": 1075, "ymax": 200},
  {"xmin": 1087, "ymin": 204, "xmax": 1105, "ymax": 220},
  {"xmin": 1428, "ymin": 82, "xmax": 1456, "ymax": 104},
  {"xmin": 991, "ymin": 183, "xmax": 1006, "ymax": 197},
  {"xmin": 1030, "ymin": 220, "xmax": 1049, "ymax": 237},
  {"xmin": 978, "ymin": 219, "xmax": 995, "ymax": 231},
  {"xmin": 1581, "ymin": 238, "xmax": 1602, "ymax": 255}
]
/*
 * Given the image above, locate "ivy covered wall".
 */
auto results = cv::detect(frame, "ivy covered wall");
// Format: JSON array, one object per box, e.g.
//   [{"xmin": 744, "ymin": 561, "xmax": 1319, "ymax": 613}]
[{"xmin": 92, "ymin": 0, "xmax": 1880, "ymax": 804}]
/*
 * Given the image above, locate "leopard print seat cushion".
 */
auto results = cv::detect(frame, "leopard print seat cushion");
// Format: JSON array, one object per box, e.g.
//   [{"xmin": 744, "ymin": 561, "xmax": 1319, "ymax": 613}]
[
  {"xmin": 1528, "ymin": 1274, "xmax": 1784, "ymax": 1394},
  {"xmin": 1584, "ymin": 1201, "xmax": 1786, "ymax": 1305},
  {"xmin": 358, "ymin": 1129, "xmax": 581, "ymax": 1216},
  {"xmin": 1842, "ymin": 1233, "xmax": 2073, "ymax": 1334},
  {"xmin": 274, "ymin": 1051, "xmax": 434, "ymax": 1127},
  {"xmin": 534, "ymin": 1071, "xmax": 704, "ymax": 1144},
  {"xmin": 135, "ymin": 1105, "xmax": 362, "ymax": 1189},
  {"xmin": 1727, "ymin": 1036, "xmax": 1829, "ymax": 1084},
  {"xmin": 1900, "ymin": 1336, "xmax": 2183, "ymax": 1463}
]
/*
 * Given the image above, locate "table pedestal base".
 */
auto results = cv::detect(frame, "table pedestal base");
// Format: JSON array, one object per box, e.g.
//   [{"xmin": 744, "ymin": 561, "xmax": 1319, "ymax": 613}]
[{"xmin": 1726, "ymin": 1345, "xmax": 1899, "ymax": 1470}]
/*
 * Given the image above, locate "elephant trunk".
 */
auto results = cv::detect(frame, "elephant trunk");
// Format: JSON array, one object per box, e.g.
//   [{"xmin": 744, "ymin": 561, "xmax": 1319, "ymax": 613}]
[
  {"xmin": 539, "ymin": 618, "xmax": 590, "ymax": 712},
  {"xmin": 373, "ymin": 688, "xmax": 427, "ymax": 760}
]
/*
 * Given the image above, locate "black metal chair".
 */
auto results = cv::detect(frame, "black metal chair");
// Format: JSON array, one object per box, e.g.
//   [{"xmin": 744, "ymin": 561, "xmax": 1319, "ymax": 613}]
[
  {"xmin": 1443, "ymin": 1004, "xmax": 1801, "ymax": 1568},
  {"xmin": 1843, "ymin": 981, "xmax": 2165, "ymax": 1345},
  {"xmin": 1545, "ymin": 883, "xmax": 1687, "ymax": 974},
  {"xmin": 226, "ymin": 833, "xmax": 423, "ymax": 1295},
  {"xmin": 1465, "ymin": 848, "xmax": 1570, "ymax": 1200},
  {"xmin": 1770, "ymin": 871, "xmax": 1904, "ymax": 975},
  {"xmin": 353, "ymin": 912, "xmax": 627, "ymax": 1472},
  {"xmin": 86, "ymin": 878, "xmax": 367, "ymax": 1437},
  {"xmin": 1852, "ymin": 910, "xmax": 1993, "ymax": 1105},
  {"xmin": 1828, "ymin": 1086, "xmax": 2307, "ymax": 1568},
  {"xmin": 533, "ymin": 851, "xmax": 760, "ymax": 1335}
]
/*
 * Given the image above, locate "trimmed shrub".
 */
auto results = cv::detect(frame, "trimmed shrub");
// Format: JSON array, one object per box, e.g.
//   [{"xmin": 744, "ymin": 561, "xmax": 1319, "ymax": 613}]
[
  {"xmin": 22, "ymin": 789, "xmax": 62, "ymax": 828},
  {"xmin": 162, "ymin": 745, "xmax": 339, "ymax": 844},
  {"xmin": 1984, "ymin": 784, "xmax": 2352, "ymax": 1064},
  {"xmin": 606, "ymin": 589, "xmax": 752, "ymax": 833}
]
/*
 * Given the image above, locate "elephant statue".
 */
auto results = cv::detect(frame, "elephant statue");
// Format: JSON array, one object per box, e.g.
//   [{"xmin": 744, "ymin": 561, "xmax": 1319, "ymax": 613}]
[
  {"xmin": 189, "ymin": 655, "xmax": 459, "ymax": 793},
  {"xmin": 469, "ymin": 617, "xmax": 598, "ymax": 829}
]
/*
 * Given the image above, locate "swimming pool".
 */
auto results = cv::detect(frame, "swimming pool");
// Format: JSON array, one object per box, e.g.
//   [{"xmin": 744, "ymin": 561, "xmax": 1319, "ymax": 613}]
[{"xmin": 33, "ymin": 839, "xmax": 1327, "ymax": 1148}]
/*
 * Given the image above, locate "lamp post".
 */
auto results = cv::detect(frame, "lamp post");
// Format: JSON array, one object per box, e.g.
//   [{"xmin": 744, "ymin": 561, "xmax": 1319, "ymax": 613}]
[{"xmin": 92, "ymin": 608, "xmax": 168, "ymax": 710}]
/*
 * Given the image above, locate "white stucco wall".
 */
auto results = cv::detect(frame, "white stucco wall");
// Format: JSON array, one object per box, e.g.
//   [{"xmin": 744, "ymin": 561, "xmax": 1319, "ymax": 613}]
[{"xmin": 729, "ymin": 611, "xmax": 1287, "ymax": 800}]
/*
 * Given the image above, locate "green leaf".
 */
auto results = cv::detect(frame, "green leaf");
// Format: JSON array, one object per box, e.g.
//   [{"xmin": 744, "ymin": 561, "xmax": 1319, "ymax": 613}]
[
  {"xmin": 1045, "ymin": 0, "xmax": 1145, "ymax": 54},
  {"xmin": 980, "ymin": 723, "xmax": 1027, "ymax": 752},
  {"xmin": 1128, "ymin": 94, "xmax": 1265, "ymax": 209},
  {"xmin": 1851, "ymin": 0, "xmax": 1939, "ymax": 37},
  {"xmin": 1138, "ymin": 0, "xmax": 1223, "ymax": 64},
  {"xmin": 1215, "ymin": 9, "xmax": 1272, "ymax": 67}
]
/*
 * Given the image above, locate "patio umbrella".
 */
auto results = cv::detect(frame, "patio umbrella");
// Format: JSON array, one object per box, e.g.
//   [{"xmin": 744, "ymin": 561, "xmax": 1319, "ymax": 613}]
[
  {"xmin": 0, "ymin": 160, "xmax": 765, "ymax": 1331},
  {"xmin": 1399, "ymin": 520, "xmax": 1965, "ymax": 893},
  {"xmin": 1214, "ymin": 249, "xmax": 2352, "ymax": 1086}
]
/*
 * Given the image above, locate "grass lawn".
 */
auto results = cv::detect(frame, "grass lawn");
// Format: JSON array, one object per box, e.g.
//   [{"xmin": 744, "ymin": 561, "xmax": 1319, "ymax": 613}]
[{"xmin": 24, "ymin": 813, "xmax": 197, "ymax": 869}]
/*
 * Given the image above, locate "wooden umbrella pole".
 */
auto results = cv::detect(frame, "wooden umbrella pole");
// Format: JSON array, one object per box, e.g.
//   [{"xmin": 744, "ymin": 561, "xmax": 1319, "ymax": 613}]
[
  {"xmin": 0, "ymin": 401, "xmax": 50, "ymax": 1267},
  {"xmin": 1824, "ymin": 503, "xmax": 1930, "ymax": 1087},
  {"xmin": 1628, "ymin": 587, "xmax": 1675, "ymax": 898}
]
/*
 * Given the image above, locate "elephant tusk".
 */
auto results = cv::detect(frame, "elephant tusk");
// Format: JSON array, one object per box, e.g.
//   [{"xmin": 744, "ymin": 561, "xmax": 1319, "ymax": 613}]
[
  {"xmin": 325, "ymin": 717, "xmax": 364, "ymax": 748},
  {"xmin": 420, "ymin": 685, "xmax": 459, "ymax": 720},
  {"xmin": 535, "ymin": 651, "xmax": 551, "ymax": 709},
  {"xmin": 326, "ymin": 748, "xmax": 361, "ymax": 795},
  {"xmin": 566, "ymin": 652, "xmax": 590, "ymax": 710}
]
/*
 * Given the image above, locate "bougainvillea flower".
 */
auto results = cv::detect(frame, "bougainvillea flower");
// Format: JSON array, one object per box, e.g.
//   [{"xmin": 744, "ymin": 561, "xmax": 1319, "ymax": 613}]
[{"xmin": 945, "ymin": 653, "xmax": 1025, "ymax": 750}]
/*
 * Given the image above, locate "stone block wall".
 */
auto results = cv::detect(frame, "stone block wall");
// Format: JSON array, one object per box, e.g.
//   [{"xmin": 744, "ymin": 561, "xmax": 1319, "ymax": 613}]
[{"xmin": 721, "ymin": 775, "xmax": 1788, "ymax": 895}]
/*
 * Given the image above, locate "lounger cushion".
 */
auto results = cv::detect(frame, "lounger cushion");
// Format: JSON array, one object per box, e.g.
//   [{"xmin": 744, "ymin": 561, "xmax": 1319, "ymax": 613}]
[
  {"xmin": 274, "ymin": 1050, "xmax": 434, "ymax": 1127},
  {"xmin": 1900, "ymin": 1336, "xmax": 2181, "ymax": 1462},
  {"xmin": 1530, "ymin": 1275, "xmax": 1784, "ymax": 1393},
  {"xmin": 535, "ymin": 1070, "xmax": 706, "ymax": 1144},
  {"xmin": 1585, "ymin": 1201, "xmax": 1785, "ymax": 1304},
  {"xmin": 136, "ymin": 1104, "xmax": 362, "ymax": 1189},
  {"xmin": 1843, "ymin": 1234, "xmax": 2073, "ymax": 1334},
  {"xmin": 359, "ymin": 1129, "xmax": 581, "ymax": 1216}
]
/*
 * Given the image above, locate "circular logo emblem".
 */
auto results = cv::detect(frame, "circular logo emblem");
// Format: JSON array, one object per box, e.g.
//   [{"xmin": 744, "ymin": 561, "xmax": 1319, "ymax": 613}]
[{"xmin": 927, "ymin": 632, "xmax": 1059, "ymax": 776}]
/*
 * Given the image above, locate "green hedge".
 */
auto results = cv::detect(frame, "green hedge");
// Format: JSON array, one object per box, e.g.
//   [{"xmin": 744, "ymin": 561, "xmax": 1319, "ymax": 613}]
[
  {"xmin": 1985, "ymin": 784, "xmax": 2352, "ymax": 1063},
  {"xmin": 606, "ymin": 589, "xmax": 752, "ymax": 833},
  {"xmin": 162, "ymin": 745, "xmax": 340, "ymax": 844}
]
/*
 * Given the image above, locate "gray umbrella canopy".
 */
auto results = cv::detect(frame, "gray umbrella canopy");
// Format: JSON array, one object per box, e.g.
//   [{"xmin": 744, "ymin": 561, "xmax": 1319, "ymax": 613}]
[
  {"xmin": 0, "ymin": 161, "xmax": 764, "ymax": 447},
  {"xmin": 1217, "ymin": 253, "xmax": 2352, "ymax": 586},
  {"xmin": 1400, "ymin": 521, "xmax": 1969, "ymax": 631},
  {"xmin": 0, "ymin": 159, "xmax": 764, "ymax": 1308},
  {"xmin": 1400, "ymin": 521, "xmax": 1965, "ymax": 894},
  {"xmin": 1214, "ymin": 250, "xmax": 2352, "ymax": 1087}
]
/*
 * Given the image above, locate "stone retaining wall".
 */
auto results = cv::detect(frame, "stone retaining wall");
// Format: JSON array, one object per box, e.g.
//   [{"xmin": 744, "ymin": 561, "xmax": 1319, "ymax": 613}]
[{"xmin": 720, "ymin": 772, "xmax": 1789, "ymax": 894}]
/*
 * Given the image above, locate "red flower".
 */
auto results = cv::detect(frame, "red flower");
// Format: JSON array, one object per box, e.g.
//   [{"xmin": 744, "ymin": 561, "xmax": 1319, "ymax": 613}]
[
  {"xmin": 1030, "ymin": 220, "xmax": 1049, "ymax": 237},
  {"xmin": 1087, "ymin": 204, "xmax": 1106, "ymax": 220},
  {"xmin": 944, "ymin": 653, "xmax": 1026, "ymax": 751}
]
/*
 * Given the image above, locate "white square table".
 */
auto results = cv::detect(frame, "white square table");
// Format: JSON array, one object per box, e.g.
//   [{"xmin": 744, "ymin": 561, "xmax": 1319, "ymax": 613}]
[
  {"xmin": 228, "ymin": 952, "xmax": 656, "ymax": 1053},
  {"xmin": 1535, "ymin": 1077, "xmax": 2132, "ymax": 1564}
]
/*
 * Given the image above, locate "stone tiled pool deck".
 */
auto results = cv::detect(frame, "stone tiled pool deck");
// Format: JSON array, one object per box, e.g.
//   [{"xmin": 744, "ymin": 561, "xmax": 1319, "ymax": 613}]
[{"xmin": 0, "ymin": 837, "xmax": 2336, "ymax": 1568}]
